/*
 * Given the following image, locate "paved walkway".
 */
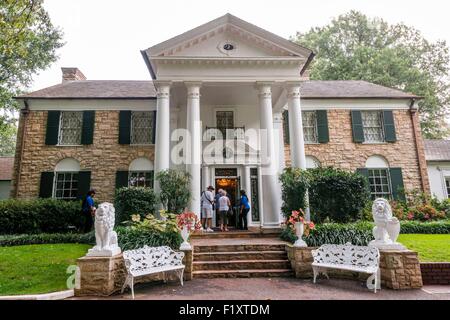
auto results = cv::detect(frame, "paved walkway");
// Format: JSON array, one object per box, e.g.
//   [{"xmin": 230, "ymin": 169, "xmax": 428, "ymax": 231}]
[{"xmin": 70, "ymin": 278, "xmax": 450, "ymax": 300}]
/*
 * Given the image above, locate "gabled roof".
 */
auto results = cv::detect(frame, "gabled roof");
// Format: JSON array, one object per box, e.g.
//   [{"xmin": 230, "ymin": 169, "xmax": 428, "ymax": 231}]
[
  {"xmin": 300, "ymin": 81, "xmax": 419, "ymax": 99},
  {"xmin": 144, "ymin": 13, "xmax": 313, "ymax": 58},
  {"xmin": 17, "ymin": 80, "xmax": 418, "ymax": 100},
  {"xmin": 17, "ymin": 80, "xmax": 156, "ymax": 99},
  {"xmin": 0, "ymin": 157, "xmax": 14, "ymax": 181},
  {"xmin": 424, "ymin": 139, "xmax": 450, "ymax": 162}
]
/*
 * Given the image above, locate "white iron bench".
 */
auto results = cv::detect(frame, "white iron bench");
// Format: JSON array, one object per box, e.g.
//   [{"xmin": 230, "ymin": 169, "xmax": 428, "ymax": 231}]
[
  {"xmin": 311, "ymin": 243, "xmax": 381, "ymax": 293},
  {"xmin": 122, "ymin": 245, "xmax": 185, "ymax": 299}
]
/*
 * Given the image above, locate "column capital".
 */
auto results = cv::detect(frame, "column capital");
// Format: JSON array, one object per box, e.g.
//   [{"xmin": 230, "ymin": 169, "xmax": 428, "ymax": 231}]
[
  {"xmin": 285, "ymin": 82, "xmax": 301, "ymax": 100},
  {"xmin": 154, "ymin": 81, "xmax": 172, "ymax": 99},
  {"xmin": 256, "ymin": 82, "xmax": 273, "ymax": 98},
  {"xmin": 185, "ymin": 81, "xmax": 202, "ymax": 89}
]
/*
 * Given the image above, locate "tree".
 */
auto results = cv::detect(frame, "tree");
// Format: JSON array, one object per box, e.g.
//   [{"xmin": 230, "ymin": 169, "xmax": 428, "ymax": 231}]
[
  {"xmin": 293, "ymin": 11, "xmax": 450, "ymax": 138},
  {"xmin": 0, "ymin": 0, "xmax": 64, "ymax": 155}
]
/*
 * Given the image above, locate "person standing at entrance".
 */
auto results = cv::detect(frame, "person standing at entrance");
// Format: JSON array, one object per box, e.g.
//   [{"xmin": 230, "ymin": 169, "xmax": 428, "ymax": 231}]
[
  {"xmin": 218, "ymin": 190, "xmax": 231, "ymax": 232},
  {"xmin": 201, "ymin": 186, "xmax": 215, "ymax": 233},
  {"xmin": 215, "ymin": 189, "xmax": 223, "ymax": 226},
  {"xmin": 239, "ymin": 190, "xmax": 251, "ymax": 230}
]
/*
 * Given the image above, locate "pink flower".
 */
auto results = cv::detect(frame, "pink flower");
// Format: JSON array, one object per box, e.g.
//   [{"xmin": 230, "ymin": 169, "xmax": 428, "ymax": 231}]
[{"xmin": 309, "ymin": 222, "xmax": 315, "ymax": 229}]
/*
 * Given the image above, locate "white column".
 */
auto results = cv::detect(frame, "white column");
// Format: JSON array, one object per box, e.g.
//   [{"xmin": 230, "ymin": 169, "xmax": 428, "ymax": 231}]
[
  {"xmin": 257, "ymin": 82, "xmax": 281, "ymax": 228},
  {"xmin": 186, "ymin": 82, "xmax": 202, "ymax": 218},
  {"xmin": 287, "ymin": 82, "xmax": 307, "ymax": 170},
  {"xmin": 273, "ymin": 112, "xmax": 286, "ymax": 224},
  {"xmin": 153, "ymin": 81, "xmax": 171, "ymax": 192},
  {"xmin": 286, "ymin": 82, "xmax": 310, "ymax": 220}
]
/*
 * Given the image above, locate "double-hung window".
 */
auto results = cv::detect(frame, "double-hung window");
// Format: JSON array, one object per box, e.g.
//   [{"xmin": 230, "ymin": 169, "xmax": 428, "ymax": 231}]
[
  {"xmin": 129, "ymin": 171, "xmax": 154, "ymax": 188},
  {"xmin": 362, "ymin": 111, "xmax": 384, "ymax": 143},
  {"xmin": 54, "ymin": 172, "xmax": 79, "ymax": 200},
  {"xmin": 59, "ymin": 111, "xmax": 83, "ymax": 145},
  {"xmin": 302, "ymin": 111, "xmax": 318, "ymax": 143},
  {"xmin": 131, "ymin": 111, "xmax": 154, "ymax": 145},
  {"xmin": 368, "ymin": 168, "xmax": 392, "ymax": 200},
  {"xmin": 446, "ymin": 178, "xmax": 450, "ymax": 199}
]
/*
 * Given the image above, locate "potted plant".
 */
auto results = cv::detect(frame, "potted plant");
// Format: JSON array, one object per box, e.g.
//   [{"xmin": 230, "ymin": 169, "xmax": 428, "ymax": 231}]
[
  {"xmin": 176, "ymin": 212, "xmax": 202, "ymax": 250},
  {"xmin": 286, "ymin": 209, "xmax": 315, "ymax": 247}
]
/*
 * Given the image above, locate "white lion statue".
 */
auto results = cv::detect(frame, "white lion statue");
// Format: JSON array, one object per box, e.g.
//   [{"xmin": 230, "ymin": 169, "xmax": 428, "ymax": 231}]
[
  {"xmin": 369, "ymin": 198, "xmax": 405, "ymax": 250},
  {"xmin": 87, "ymin": 202, "xmax": 121, "ymax": 257}
]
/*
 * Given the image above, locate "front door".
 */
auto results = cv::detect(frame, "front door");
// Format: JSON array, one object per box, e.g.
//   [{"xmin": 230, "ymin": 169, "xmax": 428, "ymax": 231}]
[{"xmin": 215, "ymin": 177, "xmax": 240, "ymax": 228}]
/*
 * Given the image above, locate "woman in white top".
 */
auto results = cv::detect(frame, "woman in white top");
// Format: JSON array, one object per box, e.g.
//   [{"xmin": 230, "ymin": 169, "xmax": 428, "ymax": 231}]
[{"xmin": 218, "ymin": 190, "xmax": 231, "ymax": 232}]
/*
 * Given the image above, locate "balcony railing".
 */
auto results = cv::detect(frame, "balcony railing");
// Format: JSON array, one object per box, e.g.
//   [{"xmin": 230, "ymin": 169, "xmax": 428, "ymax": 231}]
[{"xmin": 205, "ymin": 127, "xmax": 245, "ymax": 141}]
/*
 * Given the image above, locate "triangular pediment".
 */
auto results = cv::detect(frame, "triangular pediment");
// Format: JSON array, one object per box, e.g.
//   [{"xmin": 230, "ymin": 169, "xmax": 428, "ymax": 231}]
[{"xmin": 144, "ymin": 14, "xmax": 312, "ymax": 59}]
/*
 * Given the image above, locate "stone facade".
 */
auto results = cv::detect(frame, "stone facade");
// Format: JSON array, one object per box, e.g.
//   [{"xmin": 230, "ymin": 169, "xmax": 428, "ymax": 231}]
[
  {"xmin": 286, "ymin": 245, "xmax": 423, "ymax": 290},
  {"xmin": 11, "ymin": 110, "xmax": 155, "ymax": 203},
  {"xmin": 284, "ymin": 109, "xmax": 430, "ymax": 193}
]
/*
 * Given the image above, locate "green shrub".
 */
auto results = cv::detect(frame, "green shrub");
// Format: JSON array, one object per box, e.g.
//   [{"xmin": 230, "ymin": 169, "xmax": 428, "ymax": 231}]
[
  {"xmin": 400, "ymin": 220, "xmax": 450, "ymax": 234},
  {"xmin": 308, "ymin": 167, "xmax": 370, "ymax": 223},
  {"xmin": 305, "ymin": 222, "xmax": 374, "ymax": 246},
  {"xmin": 156, "ymin": 169, "xmax": 191, "ymax": 214},
  {"xmin": 279, "ymin": 168, "xmax": 309, "ymax": 218},
  {"xmin": 0, "ymin": 199, "xmax": 84, "ymax": 235},
  {"xmin": 117, "ymin": 212, "xmax": 182, "ymax": 250},
  {"xmin": 0, "ymin": 232, "xmax": 95, "ymax": 247},
  {"xmin": 115, "ymin": 187, "xmax": 158, "ymax": 222}
]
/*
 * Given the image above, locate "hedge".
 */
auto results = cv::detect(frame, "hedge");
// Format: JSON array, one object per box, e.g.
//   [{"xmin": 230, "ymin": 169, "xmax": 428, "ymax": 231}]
[
  {"xmin": 0, "ymin": 199, "xmax": 84, "ymax": 235},
  {"xmin": 0, "ymin": 232, "xmax": 95, "ymax": 247},
  {"xmin": 115, "ymin": 187, "xmax": 158, "ymax": 222},
  {"xmin": 281, "ymin": 220, "xmax": 450, "ymax": 246}
]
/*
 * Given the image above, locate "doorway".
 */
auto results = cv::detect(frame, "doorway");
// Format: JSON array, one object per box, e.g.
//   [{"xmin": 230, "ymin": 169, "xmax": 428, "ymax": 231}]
[{"xmin": 215, "ymin": 177, "xmax": 240, "ymax": 228}]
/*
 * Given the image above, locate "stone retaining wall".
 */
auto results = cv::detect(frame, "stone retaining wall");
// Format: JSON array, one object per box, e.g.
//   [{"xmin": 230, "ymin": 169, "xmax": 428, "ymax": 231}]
[{"xmin": 421, "ymin": 263, "xmax": 450, "ymax": 285}]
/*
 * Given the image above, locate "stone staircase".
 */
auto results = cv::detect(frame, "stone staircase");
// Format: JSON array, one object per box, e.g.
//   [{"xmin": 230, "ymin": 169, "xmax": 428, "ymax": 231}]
[{"xmin": 191, "ymin": 234, "xmax": 293, "ymax": 279}]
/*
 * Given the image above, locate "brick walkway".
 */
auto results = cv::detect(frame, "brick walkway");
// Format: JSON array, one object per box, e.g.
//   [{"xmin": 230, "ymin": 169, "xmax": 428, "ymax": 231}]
[{"xmin": 70, "ymin": 278, "xmax": 450, "ymax": 300}]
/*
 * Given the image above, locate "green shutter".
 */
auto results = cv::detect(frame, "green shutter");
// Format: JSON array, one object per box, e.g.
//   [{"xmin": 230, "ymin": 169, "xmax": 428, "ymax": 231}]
[
  {"xmin": 39, "ymin": 172, "xmax": 55, "ymax": 198},
  {"xmin": 283, "ymin": 110, "xmax": 290, "ymax": 145},
  {"xmin": 45, "ymin": 111, "xmax": 60, "ymax": 145},
  {"xmin": 81, "ymin": 111, "xmax": 95, "ymax": 145},
  {"xmin": 351, "ymin": 111, "xmax": 364, "ymax": 143},
  {"xmin": 383, "ymin": 111, "xmax": 397, "ymax": 143},
  {"xmin": 152, "ymin": 110, "xmax": 157, "ymax": 144},
  {"xmin": 77, "ymin": 171, "xmax": 91, "ymax": 200},
  {"xmin": 119, "ymin": 111, "xmax": 131, "ymax": 145},
  {"xmin": 316, "ymin": 110, "xmax": 329, "ymax": 143},
  {"xmin": 390, "ymin": 168, "xmax": 405, "ymax": 201},
  {"xmin": 116, "ymin": 171, "xmax": 129, "ymax": 189}
]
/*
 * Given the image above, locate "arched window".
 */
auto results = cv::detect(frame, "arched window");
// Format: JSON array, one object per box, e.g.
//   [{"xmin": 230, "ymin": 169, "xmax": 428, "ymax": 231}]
[
  {"xmin": 128, "ymin": 158, "xmax": 154, "ymax": 188},
  {"xmin": 54, "ymin": 158, "xmax": 80, "ymax": 200},
  {"xmin": 365, "ymin": 155, "xmax": 391, "ymax": 200},
  {"xmin": 305, "ymin": 156, "xmax": 321, "ymax": 169}
]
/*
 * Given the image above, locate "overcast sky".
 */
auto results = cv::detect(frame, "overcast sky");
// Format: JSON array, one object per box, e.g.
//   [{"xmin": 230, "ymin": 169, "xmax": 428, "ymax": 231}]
[{"xmin": 32, "ymin": 0, "xmax": 450, "ymax": 90}]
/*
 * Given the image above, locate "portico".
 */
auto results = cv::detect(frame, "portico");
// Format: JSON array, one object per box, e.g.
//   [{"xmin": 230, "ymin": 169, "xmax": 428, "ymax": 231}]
[{"xmin": 143, "ymin": 13, "xmax": 313, "ymax": 228}]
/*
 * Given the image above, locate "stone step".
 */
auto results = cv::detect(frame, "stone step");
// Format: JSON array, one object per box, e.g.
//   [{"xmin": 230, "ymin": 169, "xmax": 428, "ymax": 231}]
[
  {"xmin": 193, "ymin": 269, "xmax": 294, "ymax": 279},
  {"xmin": 193, "ymin": 259, "xmax": 291, "ymax": 271},
  {"xmin": 191, "ymin": 230, "xmax": 281, "ymax": 239},
  {"xmin": 193, "ymin": 251, "xmax": 288, "ymax": 262},
  {"xmin": 194, "ymin": 244, "xmax": 286, "ymax": 253}
]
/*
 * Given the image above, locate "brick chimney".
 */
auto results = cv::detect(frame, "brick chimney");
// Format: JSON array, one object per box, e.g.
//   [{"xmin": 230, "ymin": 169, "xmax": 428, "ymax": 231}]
[{"xmin": 61, "ymin": 67, "xmax": 87, "ymax": 82}]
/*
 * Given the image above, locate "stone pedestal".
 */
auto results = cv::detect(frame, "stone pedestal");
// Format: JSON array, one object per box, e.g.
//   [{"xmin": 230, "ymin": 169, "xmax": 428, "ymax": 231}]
[
  {"xmin": 379, "ymin": 249, "xmax": 423, "ymax": 289},
  {"xmin": 75, "ymin": 254, "xmax": 126, "ymax": 297},
  {"xmin": 286, "ymin": 245, "xmax": 423, "ymax": 290}
]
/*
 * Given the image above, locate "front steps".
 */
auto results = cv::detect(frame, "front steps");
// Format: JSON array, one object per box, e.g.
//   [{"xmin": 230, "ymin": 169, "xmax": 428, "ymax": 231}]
[{"xmin": 191, "ymin": 237, "xmax": 293, "ymax": 279}]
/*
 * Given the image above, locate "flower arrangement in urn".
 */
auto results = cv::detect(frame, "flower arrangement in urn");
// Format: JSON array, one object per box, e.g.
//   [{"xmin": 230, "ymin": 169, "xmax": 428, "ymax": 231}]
[
  {"xmin": 176, "ymin": 212, "xmax": 202, "ymax": 250},
  {"xmin": 286, "ymin": 209, "xmax": 315, "ymax": 247}
]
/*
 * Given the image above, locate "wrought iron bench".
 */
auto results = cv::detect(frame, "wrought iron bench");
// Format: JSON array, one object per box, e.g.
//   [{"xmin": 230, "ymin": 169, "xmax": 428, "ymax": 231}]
[
  {"xmin": 122, "ymin": 246, "xmax": 185, "ymax": 299},
  {"xmin": 311, "ymin": 243, "xmax": 381, "ymax": 293}
]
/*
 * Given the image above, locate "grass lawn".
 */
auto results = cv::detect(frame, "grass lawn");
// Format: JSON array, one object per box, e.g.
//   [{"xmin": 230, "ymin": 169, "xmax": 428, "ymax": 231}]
[
  {"xmin": 398, "ymin": 234, "xmax": 450, "ymax": 262},
  {"xmin": 0, "ymin": 244, "xmax": 91, "ymax": 296}
]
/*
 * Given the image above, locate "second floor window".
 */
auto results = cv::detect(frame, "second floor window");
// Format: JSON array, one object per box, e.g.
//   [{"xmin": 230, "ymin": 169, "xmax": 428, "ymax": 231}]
[
  {"xmin": 362, "ymin": 111, "xmax": 384, "ymax": 143},
  {"xmin": 59, "ymin": 111, "xmax": 83, "ymax": 145},
  {"xmin": 302, "ymin": 111, "xmax": 318, "ymax": 143},
  {"xmin": 131, "ymin": 111, "xmax": 154, "ymax": 145}
]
